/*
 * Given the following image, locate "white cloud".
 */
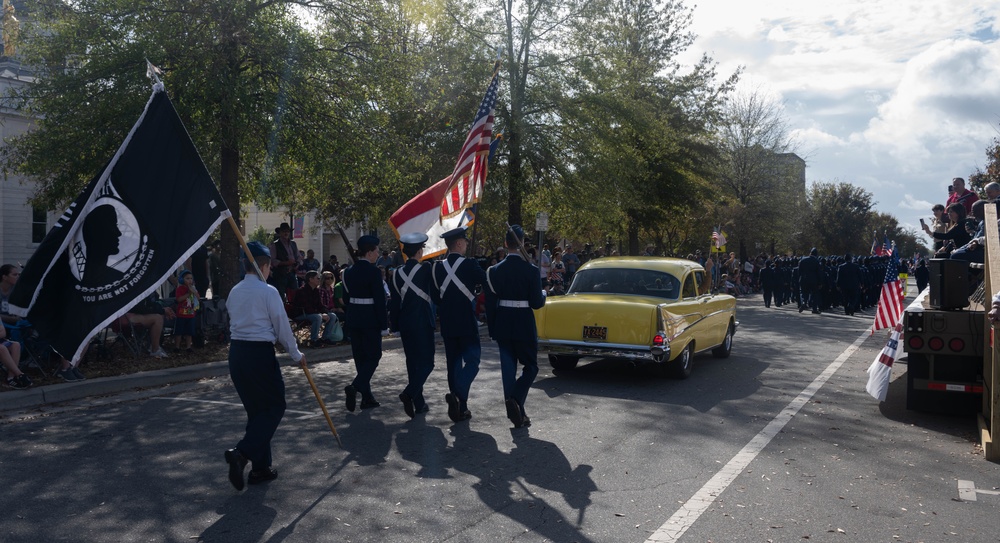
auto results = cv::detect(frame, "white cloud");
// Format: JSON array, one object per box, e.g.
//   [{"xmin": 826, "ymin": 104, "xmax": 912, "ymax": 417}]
[{"xmin": 683, "ymin": 0, "xmax": 1000, "ymax": 243}]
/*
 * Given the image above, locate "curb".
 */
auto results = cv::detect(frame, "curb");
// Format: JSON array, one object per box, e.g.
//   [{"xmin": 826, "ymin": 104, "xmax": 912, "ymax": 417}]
[{"xmin": 0, "ymin": 335, "xmax": 408, "ymax": 413}]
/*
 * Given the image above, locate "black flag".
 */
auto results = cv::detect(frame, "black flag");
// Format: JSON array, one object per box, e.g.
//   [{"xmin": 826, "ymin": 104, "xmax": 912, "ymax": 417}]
[{"xmin": 8, "ymin": 85, "xmax": 231, "ymax": 361}]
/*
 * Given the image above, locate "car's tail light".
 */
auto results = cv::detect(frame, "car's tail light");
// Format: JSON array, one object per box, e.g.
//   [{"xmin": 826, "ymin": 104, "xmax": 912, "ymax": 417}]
[
  {"xmin": 928, "ymin": 337, "xmax": 944, "ymax": 351},
  {"xmin": 949, "ymin": 338, "xmax": 965, "ymax": 352},
  {"xmin": 653, "ymin": 334, "xmax": 665, "ymax": 346},
  {"xmin": 908, "ymin": 336, "xmax": 923, "ymax": 350}
]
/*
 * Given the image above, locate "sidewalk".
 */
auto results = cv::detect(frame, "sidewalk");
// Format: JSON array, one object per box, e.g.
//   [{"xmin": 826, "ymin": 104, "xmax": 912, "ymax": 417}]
[{"xmin": 0, "ymin": 335, "xmax": 405, "ymax": 413}]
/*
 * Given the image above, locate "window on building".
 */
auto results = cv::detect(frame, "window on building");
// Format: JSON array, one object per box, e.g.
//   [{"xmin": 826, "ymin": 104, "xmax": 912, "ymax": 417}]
[{"xmin": 32, "ymin": 207, "xmax": 47, "ymax": 243}]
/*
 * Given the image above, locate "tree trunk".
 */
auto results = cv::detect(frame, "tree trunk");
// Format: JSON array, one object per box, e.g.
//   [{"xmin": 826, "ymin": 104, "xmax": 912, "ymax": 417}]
[
  {"xmin": 218, "ymin": 143, "xmax": 241, "ymax": 298},
  {"xmin": 627, "ymin": 219, "xmax": 640, "ymax": 256}
]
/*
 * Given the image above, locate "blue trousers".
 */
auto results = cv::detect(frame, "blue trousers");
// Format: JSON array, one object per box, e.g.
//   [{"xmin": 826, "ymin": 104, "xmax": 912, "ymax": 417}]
[
  {"xmin": 229, "ymin": 341, "xmax": 286, "ymax": 469},
  {"xmin": 295, "ymin": 313, "xmax": 338, "ymax": 342},
  {"xmin": 498, "ymin": 339, "xmax": 538, "ymax": 414},
  {"xmin": 443, "ymin": 335, "xmax": 480, "ymax": 410},
  {"xmin": 350, "ymin": 328, "xmax": 382, "ymax": 401},
  {"xmin": 400, "ymin": 325, "xmax": 435, "ymax": 410}
]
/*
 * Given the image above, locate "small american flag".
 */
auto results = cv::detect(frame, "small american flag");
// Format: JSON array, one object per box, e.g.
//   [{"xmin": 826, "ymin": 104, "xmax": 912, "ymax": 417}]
[
  {"xmin": 872, "ymin": 249, "xmax": 904, "ymax": 333},
  {"xmin": 440, "ymin": 60, "xmax": 501, "ymax": 221},
  {"xmin": 866, "ymin": 322, "xmax": 902, "ymax": 401},
  {"xmin": 711, "ymin": 229, "xmax": 726, "ymax": 248}
]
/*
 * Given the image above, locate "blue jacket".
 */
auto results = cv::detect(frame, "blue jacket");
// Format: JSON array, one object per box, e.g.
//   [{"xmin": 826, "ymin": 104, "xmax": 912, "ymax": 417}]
[
  {"xmin": 343, "ymin": 259, "xmax": 387, "ymax": 331},
  {"xmin": 391, "ymin": 259, "xmax": 435, "ymax": 331},
  {"xmin": 432, "ymin": 253, "xmax": 487, "ymax": 338},
  {"xmin": 485, "ymin": 254, "xmax": 546, "ymax": 341}
]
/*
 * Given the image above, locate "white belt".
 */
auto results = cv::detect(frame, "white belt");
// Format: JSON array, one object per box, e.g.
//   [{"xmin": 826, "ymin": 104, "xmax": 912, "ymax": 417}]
[
  {"xmin": 499, "ymin": 300, "xmax": 530, "ymax": 308},
  {"xmin": 352, "ymin": 298, "xmax": 375, "ymax": 305}
]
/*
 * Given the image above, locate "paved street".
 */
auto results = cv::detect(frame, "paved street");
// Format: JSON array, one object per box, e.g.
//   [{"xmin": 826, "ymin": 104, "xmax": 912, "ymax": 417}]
[{"xmin": 2, "ymin": 295, "xmax": 999, "ymax": 543}]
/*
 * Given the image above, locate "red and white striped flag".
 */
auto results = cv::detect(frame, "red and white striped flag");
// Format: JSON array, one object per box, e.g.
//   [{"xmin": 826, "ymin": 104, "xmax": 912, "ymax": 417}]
[
  {"xmin": 872, "ymin": 250, "xmax": 904, "ymax": 333},
  {"xmin": 711, "ymin": 228, "xmax": 727, "ymax": 249},
  {"xmin": 866, "ymin": 323, "xmax": 903, "ymax": 401},
  {"xmin": 440, "ymin": 61, "xmax": 500, "ymax": 221}
]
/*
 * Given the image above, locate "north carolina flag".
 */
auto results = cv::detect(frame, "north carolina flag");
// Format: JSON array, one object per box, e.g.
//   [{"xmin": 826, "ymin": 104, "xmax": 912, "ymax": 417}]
[
  {"xmin": 866, "ymin": 323, "xmax": 903, "ymax": 401},
  {"xmin": 389, "ymin": 176, "xmax": 474, "ymax": 260}
]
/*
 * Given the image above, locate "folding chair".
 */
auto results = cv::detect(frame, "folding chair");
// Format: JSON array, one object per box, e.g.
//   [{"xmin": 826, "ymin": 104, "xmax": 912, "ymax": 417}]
[
  {"xmin": 201, "ymin": 298, "xmax": 231, "ymax": 344},
  {"xmin": 109, "ymin": 315, "xmax": 150, "ymax": 359}
]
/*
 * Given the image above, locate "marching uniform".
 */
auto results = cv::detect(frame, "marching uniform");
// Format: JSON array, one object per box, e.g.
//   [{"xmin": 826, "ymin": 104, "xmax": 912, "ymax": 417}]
[
  {"xmin": 485, "ymin": 225, "xmax": 546, "ymax": 428},
  {"xmin": 225, "ymin": 241, "xmax": 304, "ymax": 490},
  {"xmin": 343, "ymin": 235, "xmax": 387, "ymax": 410},
  {"xmin": 433, "ymin": 227, "xmax": 487, "ymax": 422},
  {"xmin": 392, "ymin": 233, "xmax": 436, "ymax": 417}
]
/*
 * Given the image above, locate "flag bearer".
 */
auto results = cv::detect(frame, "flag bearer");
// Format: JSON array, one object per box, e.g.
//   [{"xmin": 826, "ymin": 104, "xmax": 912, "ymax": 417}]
[
  {"xmin": 224, "ymin": 241, "xmax": 306, "ymax": 490},
  {"xmin": 392, "ymin": 232, "xmax": 435, "ymax": 418},
  {"xmin": 433, "ymin": 226, "xmax": 487, "ymax": 422},
  {"xmin": 485, "ymin": 225, "xmax": 546, "ymax": 428},
  {"xmin": 343, "ymin": 235, "xmax": 387, "ymax": 411}
]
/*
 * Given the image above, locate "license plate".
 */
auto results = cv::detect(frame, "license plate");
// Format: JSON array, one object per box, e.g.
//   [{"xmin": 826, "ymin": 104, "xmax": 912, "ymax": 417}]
[{"xmin": 582, "ymin": 326, "xmax": 607, "ymax": 340}]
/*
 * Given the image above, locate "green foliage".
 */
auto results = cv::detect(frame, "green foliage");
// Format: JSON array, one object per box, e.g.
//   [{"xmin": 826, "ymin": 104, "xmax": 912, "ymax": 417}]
[
  {"xmin": 247, "ymin": 225, "xmax": 272, "ymax": 246},
  {"xmin": 805, "ymin": 182, "xmax": 874, "ymax": 255}
]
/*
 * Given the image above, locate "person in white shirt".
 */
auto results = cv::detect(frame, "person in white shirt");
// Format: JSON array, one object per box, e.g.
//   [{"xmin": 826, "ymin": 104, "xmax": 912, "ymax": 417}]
[{"xmin": 223, "ymin": 241, "xmax": 305, "ymax": 491}]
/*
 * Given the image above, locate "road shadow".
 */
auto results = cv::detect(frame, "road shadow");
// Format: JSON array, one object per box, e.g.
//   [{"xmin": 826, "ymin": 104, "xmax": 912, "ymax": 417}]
[
  {"xmin": 444, "ymin": 424, "xmax": 598, "ymax": 543},
  {"xmin": 876, "ymin": 367, "xmax": 979, "ymax": 439},
  {"xmin": 199, "ymin": 485, "xmax": 276, "ymax": 543},
  {"xmin": 395, "ymin": 415, "xmax": 451, "ymax": 479},
  {"xmin": 534, "ymin": 351, "xmax": 769, "ymax": 413}
]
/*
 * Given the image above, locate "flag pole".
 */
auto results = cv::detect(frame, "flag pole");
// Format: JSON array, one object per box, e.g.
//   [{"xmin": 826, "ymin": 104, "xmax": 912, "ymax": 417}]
[{"xmin": 224, "ymin": 216, "xmax": 343, "ymax": 447}]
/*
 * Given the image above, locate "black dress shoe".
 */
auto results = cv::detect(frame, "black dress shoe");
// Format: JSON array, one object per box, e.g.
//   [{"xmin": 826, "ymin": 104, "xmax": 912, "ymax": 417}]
[
  {"xmin": 399, "ymin": 392, "xmax": 415, "ymax": 418},
  {"xmin": 414, "ymin": 404, "xmax": 430, "ymax": 414},
  {"xmin": 224, "ymin": 448, "xmax": 248, "ymax": 491},
  {"xmin": 247, "ymin": 467, "xmax": 278, "ymax": 485},
  {"xmin": 459, "ymin": 409, "xmax": 472, "ymax": 421},
  {"xmin": 344, "ymin": 385, "xmax": 357, "ymax": 412},
  {"xmin": 445, "ymin": 393, "xmax": 461, "ymax": 422},
  {"xmin": 518, "ymin": 416, "xmax": 531, "ymax": 428},
  {"xmin": 505, "ymin": 398, "xmax": 523, "ymax": 427},
  {"xmin": 360, "ymin": 399, "xmax": 381, "ymax": 409}
]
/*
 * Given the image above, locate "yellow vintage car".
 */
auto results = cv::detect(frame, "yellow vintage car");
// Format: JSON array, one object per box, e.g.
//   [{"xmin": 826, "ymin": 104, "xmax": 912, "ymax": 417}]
[{"xmin": 534, "ymin": 257, "xmax": 737, "ymax": 378}]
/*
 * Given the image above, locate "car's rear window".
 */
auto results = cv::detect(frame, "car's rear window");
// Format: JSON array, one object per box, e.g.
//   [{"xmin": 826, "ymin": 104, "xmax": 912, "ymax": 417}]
[{"xmin": 567, "ymin": 268, "xmax": 681, "ymax": 299}]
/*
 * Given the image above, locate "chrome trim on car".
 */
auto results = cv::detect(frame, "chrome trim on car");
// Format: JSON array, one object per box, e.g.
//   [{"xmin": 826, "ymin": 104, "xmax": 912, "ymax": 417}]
[{"xmin": 539, "ymin": 338, "xmax": 671, "ymax": 363}]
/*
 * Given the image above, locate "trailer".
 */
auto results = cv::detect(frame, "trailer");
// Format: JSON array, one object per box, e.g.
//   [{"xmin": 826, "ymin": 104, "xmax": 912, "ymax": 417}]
[{"xmin": 901, "ymin": 288, "xmax": 984, "ymax": 415}]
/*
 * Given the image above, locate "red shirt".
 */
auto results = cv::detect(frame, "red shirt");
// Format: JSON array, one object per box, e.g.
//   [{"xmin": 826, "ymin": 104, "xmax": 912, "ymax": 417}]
[
  {"xmin": 947, "ymin": 189, "xmax": 977, "ymax": 214},
  {"xmin": 175, "ymin": 285, "xmax": 198, "ymax": 319}
]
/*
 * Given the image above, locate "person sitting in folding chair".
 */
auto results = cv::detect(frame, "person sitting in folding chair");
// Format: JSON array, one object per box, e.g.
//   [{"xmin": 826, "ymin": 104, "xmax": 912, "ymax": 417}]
[
  {"xmin": 124, "ymin": 293, "xmax": 173, "ymax": 359},
  {"xmin": 291, "ymin": 271, "xmax": 341, "ymax": 347},
  {"xmin": 0, "ymin": 324, "xmax": 31, "ymax": 389}
]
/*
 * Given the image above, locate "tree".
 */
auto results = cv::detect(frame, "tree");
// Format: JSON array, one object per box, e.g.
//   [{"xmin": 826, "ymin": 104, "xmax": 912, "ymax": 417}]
[
  {"xmin": 0, "ymin": 0, "xmax": 412, "ymax": 295},
  {"xmin": 968, "ymin": 131, "xmax": 1000, "ymax": 195},
  {"xmin": 715, "ymin": 87, "xmax": 802, "ymax": 257},
  {"xmin": 540, "ymin": 0, "xmax": 735, "ymax": 254},
  {"xmin": 805, "ymin": 182, "xmax": 874, "ymax": 255}
]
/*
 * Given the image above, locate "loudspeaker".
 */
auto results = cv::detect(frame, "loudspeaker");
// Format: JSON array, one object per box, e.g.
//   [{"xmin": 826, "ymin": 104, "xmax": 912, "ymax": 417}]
[{"xmin": 928, "ymin": 258, "xmax": 968, "ymax": 309}]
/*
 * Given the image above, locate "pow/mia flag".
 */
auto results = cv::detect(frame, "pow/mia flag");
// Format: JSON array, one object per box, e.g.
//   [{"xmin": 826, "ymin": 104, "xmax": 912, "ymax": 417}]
[{"xmin": 8, "ymin": 84, "xmax": 231, "ymax": 362}]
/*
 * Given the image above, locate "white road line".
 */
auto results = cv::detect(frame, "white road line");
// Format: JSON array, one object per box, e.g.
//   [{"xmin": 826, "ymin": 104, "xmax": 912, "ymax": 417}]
[
  {"xmin": 958, "ymin": 480, "xmax": 978, "ymax": 501},
  {"xmin": 148, "ymin": 396, "xmax": 321, "ymax": 419},
  {"xmin": 646, "ymin": 327, "xmax": 872, "ymax": 543}
]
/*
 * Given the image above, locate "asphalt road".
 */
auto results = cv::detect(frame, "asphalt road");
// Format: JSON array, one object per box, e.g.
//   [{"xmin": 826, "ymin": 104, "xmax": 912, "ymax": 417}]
[{"xmin": 2, "ymin": 295, "xmax": 999, "ymax": 543}]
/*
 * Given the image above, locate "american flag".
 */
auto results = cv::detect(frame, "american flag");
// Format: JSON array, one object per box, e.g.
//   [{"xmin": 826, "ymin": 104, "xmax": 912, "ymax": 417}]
[
  {"xmin": 866, "ymin": 322, "xmax": 903, "ymax": 401},
  {"xmin": 872, "ymin": 249, "xmax": 904, "ymax": 333},
  {"xmin": 711, "ymin": 228, "xmax": 727, "ymax": 248},
  {"xmin": 440, "ymin": 60, "xmax": 501, "ymax": 220}
]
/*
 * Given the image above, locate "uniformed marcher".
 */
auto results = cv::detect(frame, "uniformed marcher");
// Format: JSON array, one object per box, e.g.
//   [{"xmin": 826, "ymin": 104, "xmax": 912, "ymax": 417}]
[
  {"xmin": 798, "ymin": 248, "xmax": 823, "ymax": 314},
  {"xmin": 392, "ymin": 232, "xmax": 435, "ymax": 418},
  {"xmin": 836, "ymin": 254, "xmax": 862, "ymax": 316},
  {"xmin": 224, "ymin": 241, "xmax": 306, "ymax": 491},
  {"xmin": 433, "ymin": 226, "xmax": 487, "ymax": 422},
  {"xmin": 485, "ymin": 225, "xmax": 546, "ymax": 428},
  {"xmin": 343, "ymin": 234, "xmax": 387, "ymax": 411}
]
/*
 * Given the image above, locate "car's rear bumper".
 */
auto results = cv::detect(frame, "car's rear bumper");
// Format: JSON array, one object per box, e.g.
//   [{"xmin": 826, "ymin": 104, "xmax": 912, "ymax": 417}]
[{"xmin": 538, "ymin": 339, "xmax": 670, "ymax": 363}]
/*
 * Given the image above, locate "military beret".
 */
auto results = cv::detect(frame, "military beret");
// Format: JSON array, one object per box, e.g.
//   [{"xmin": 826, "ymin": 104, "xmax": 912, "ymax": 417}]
[
  {"xmin": 358, "ymin": 234, "xmax": 380, "ymax": 246},
  {"xmin": 505, "ymin": 224, "xmax": 525, "ymax": 244}
]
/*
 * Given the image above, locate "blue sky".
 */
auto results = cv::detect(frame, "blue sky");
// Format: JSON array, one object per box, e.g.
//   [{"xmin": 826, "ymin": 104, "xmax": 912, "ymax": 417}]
[{"xmin": 682, "ymin": 0, "xmax": 1000, "ymax": 246}]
